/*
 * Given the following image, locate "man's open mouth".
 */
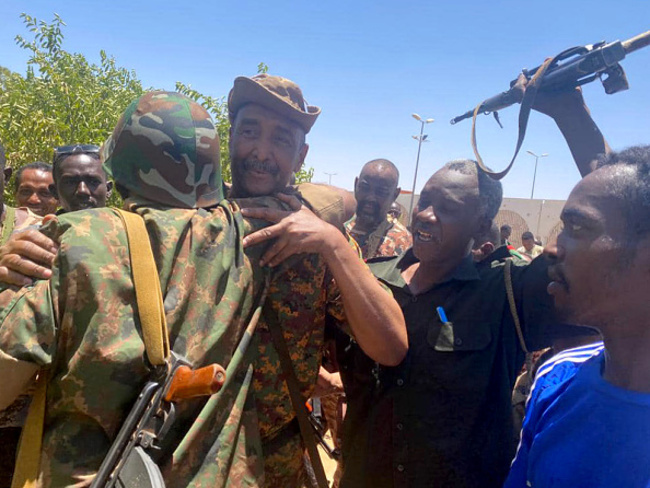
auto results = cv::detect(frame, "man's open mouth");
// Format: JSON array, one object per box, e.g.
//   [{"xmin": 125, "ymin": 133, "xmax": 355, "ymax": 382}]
[{"xmin": 415, "ymin": 229, "xmax": 434, "ymax": 242}]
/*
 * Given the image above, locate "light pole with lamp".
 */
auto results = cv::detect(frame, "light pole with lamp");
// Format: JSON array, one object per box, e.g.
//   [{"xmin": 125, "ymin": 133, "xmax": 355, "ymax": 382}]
[
  {"xmin": 324, "ymin": 172, "xmax": 337, "ymax": 185},
  {"xmin": 409, "ymin": 113, "xmax": 434, "ymax": 216},
  {"xmin": 526, "ymin": 150, "xmax": 548, "ymax": 199}
]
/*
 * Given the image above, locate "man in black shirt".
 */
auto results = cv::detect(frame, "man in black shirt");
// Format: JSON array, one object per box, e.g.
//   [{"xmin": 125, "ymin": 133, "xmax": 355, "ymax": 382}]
[{"xmin": 338, "ymin": 87, "xmax": 609, "ymax": 488}]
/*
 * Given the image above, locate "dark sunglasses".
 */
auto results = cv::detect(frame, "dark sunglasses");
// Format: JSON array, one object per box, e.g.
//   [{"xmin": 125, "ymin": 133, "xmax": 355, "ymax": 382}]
[{"xmin": 53, "ymin": 144, "xmax": 100, "ymax": 163}]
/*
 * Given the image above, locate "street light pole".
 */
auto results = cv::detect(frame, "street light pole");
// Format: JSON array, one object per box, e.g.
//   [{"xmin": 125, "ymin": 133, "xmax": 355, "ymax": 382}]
[
  {"xmin": 324, "ymin": 172, "xmax": 337, "ymax": 185},
  {"xmin": 526, "ymin": 150, "xmax": 548, "ymax": 199},
  {"xmin": 409, "ymin": 113, "xmax": 434, "ymax": 216}
]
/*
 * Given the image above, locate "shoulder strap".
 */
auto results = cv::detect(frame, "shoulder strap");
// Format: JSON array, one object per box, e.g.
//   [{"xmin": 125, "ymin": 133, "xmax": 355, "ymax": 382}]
[
  {"xmin": 471, "ymin": 56, "xmax": 557, "ymax": 180},
  {"xmin": 1, "ymin": 206, "xmax": 16, "ymax": 245},
  {"xmin": 11, "ymin": 373, "xmax": 47, "ymax": 488},
  {"xmin": 112, "ymin": 208, "xmax": 170, "ymax": 366},
  {"xmin": 262, "ymin": 305, "xmax": 329, "ymax": 488},
  {"xmin": 504, "ymin": 259, "xmax": 529, "ymax": 354}
]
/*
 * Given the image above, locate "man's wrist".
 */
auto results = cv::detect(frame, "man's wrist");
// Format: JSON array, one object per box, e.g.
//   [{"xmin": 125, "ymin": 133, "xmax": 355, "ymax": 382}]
[{"xmin": 321, "ymin": 228, "xmax": 352, "ymax": 263}]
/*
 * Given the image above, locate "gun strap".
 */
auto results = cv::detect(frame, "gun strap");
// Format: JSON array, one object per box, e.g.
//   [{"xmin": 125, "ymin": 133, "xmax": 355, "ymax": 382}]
[
  {"xmin": 471, "ymin": 55, "xmax": 557, "ymax": 180},
  {"xmin": 1, "ymin": 205, "xmax": 16, "ymax": 245},
  {"xmin": 263, "ymin": 305, "xmax": 329, "ymax": 488},
  {"xmin": 113, "ymin": 208, "xmax": 170, "ymax": 367},
  {"xmin": 504, "ymin": 259, "xmax": 533, "ymax": 374},
  {"xmin": 11, "ymin": 372, "xmax": 47, "ymax": 488}
]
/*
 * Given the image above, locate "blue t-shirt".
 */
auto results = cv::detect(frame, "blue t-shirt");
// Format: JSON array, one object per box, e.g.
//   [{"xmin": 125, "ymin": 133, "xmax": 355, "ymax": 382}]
[{"xmin": 505, "ymin": 342, "xmax": 650, "ymax": 488}]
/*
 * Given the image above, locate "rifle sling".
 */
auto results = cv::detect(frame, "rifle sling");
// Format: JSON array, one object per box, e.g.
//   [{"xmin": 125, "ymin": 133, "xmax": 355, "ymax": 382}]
[
  {"xmin": 471, "ymin": 53, "xmax": 560, "ymax": 180},
  {"xmin": 1, "ymin": 206, "xmax": 16, "ymax": 246},
  {"xmin": 113, "ymin": 208, "xmax": 170, "ymax": 367},
  {"xmin": 504, "ymin": 259, "xmax": 533, "ymax": 373},
  {"xmin": 11, "ymin": 373, "xmax": 46, "ymax": 488},
  {"xmin": 263, "ymin": 305, "xmax": 329, "ymax": 488}
]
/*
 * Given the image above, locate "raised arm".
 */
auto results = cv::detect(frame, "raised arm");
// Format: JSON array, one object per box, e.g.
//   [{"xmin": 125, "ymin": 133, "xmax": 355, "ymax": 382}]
[{"xmin": 528, "ymin": 79, "xmax": 610, "ymax": 176}]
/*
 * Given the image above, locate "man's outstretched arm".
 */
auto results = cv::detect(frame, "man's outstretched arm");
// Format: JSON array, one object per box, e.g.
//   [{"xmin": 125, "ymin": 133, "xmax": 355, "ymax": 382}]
[{"xmin": 241, "ymin": 194, "xmax": 407, "ymax": 367}]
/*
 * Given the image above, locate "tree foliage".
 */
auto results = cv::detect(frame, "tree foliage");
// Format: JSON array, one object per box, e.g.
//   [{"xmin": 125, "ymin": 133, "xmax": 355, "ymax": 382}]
[{"xmin": 0, "ymin": 14, "xmax": 313, "ymax": 205}]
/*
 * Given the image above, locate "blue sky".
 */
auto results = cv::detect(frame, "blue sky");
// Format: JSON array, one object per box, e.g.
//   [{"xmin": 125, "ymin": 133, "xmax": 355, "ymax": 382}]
[{"xmin": 1, "ymin": 1, "xmax": 649, "ymax": 200}]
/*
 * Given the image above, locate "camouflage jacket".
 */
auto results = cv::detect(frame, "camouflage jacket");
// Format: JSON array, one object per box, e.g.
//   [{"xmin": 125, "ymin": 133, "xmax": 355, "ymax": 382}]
[
  {"xmin": 0, "ymin": 197, "xmax": 359, "ymax": 487},
  {"xmin": 345, "ymin": 216, "xmax": 412, "ymax": 259},
  {"xmin": 0, "ymin": 206, "xmax": 44, "ymax": 430},
  {"xmin": 0, "ymin": 199, "xmax": 327, "ymax": 488}
]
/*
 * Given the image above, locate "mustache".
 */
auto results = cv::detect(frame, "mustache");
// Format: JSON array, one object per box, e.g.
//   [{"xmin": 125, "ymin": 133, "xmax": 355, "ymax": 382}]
[
  {"xmin": 242, "ymin": 159, "xmax": 279, "ymax": 176},
  {"xmin": 359, "ymin": 201, "xmax": 380, "ymax": 211}
]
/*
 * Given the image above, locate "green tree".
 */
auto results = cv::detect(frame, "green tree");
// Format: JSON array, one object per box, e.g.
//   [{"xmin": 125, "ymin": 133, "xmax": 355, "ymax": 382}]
[
  {"xmin": 0, "ymin": 13, "xmax": 312, "ymax": 206},
  {"xmin": 0, "ymin": 13, "xmax": 144, "ymax": 205}
]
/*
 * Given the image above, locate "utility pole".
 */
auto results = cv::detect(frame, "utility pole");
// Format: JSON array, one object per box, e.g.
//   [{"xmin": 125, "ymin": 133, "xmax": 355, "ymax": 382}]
[{"xmin": 409, "ymin": 113, "xmax": 434, "ymax": 216}]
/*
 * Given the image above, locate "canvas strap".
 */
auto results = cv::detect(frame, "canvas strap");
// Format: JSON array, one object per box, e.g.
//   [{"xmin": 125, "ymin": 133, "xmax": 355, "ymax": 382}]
[
  {"xmin": 1, "ymin": 206, "xmax": 16, "ymax": 246},
  {"xmin": 263, "ymin": 306, "xmax": 329, "ymax": 488},
  {"xmin": 11, "ymin": 208, "xmax": 170, "ymax": 488},
  {"xmin": 504, "ymin": 259, "xmax": 533, "ymax": 373},
  {"xmin": 11, "ymin": 373, "xmax": 47, "ymax": 488},
  {"xmin": 471, "ymin": 55, "xmax": 558, "ymax": 180},
  {"xmin": 112, "ymin": 208, "xmax": 169, "ymax": 366}
]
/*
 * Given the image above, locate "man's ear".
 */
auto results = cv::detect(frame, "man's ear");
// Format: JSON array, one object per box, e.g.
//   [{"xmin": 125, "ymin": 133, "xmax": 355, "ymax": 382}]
[
  {"xmin": 4, "ymin": 167, "xmax": 12, "ymax": 181},
  {"xmin": 228, "ymin": 126, "xmax": 234, "ymax": 155},
  {"xmin": 48, "ymin": 183, "xmax": 59, "ymax": 199},
  {"xmin": 106, "ymin": 181, "xmax": 114, "ymax": 198},
  {"xmin": 393, "ymin": 186, "xmax": 401, "ymax": 201}
]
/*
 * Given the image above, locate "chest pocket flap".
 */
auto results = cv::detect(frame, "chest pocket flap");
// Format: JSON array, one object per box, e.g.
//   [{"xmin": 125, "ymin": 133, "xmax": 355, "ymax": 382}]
[{"xmin": 428, "ymin": 316, "xmax": 493, "ymax": 352}]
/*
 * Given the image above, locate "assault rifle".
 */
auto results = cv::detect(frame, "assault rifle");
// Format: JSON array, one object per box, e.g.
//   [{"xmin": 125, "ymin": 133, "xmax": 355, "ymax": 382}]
[
  {"xmin": 90, "ymin": 353, "xmax": 226, "ymax": 488},
  {"xmin": 307, "ymin": 398, "xmax": 341, "ymax": 460},
  {"xmin": 450, "ymin": 30, "xmax": 650, "ymax": 126}
]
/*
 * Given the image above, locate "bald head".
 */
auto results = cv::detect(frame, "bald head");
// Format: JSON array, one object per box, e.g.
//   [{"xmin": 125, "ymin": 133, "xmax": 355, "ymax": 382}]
[
  {"xmin": 360, "ymin": 159, "xmax": 399, "ymax": 186},
  {"xmin": 354, "ymin": 158, "xmax": 401, "ymax": 230}
]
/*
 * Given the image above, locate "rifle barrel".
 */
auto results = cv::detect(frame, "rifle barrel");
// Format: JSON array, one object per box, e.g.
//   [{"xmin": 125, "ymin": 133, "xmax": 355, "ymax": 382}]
[{"xmin": 622, "ymin": 31, "xmax": 650, "ymax": 55}]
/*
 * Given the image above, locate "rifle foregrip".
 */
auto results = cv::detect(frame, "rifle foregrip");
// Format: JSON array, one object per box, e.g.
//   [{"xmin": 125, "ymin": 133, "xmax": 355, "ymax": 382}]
[{"xmin": 164, "ymin": 364, "xmax": 226, "ymax": 402}]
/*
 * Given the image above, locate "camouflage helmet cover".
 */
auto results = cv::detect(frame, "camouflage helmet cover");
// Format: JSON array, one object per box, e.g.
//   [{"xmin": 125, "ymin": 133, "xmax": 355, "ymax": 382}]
[{"xmin": 102, "ymin": 91, "xmax": 223, "ymax": 208}]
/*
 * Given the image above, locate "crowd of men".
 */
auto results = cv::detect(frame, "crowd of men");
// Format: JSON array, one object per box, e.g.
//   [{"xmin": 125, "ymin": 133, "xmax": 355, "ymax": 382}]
[{"xmin": 0, "ymin": 71, "xmax": 648, "ymax": 488}]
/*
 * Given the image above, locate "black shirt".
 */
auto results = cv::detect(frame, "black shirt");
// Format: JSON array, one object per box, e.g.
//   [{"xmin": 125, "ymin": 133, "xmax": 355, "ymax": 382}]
[{"xmin": 338, "ymin": 249, "xmax": 558, "ymax": 488}]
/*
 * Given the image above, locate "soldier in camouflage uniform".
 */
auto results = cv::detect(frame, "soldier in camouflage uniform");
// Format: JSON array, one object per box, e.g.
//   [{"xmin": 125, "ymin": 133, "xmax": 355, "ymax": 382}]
[
  {"xmin": 345, "ymin": 159, "xmax": 412, "ymax": 260},
  {"xmin": 227, "ymin": 74, "xmax": 406, "ymax": 486},
  {"xmin": 0, "ymin": 87, "xmax": 406, "ymax": 487},
  {"xmin": 0, "ymin": 91, "xmax": 302, "ymax": 487}
]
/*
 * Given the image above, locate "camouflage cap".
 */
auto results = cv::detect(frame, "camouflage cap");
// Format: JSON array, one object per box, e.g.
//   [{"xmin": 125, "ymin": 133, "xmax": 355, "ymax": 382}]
[
  {"xmin": 102, "ymin": 91, "xmax": 223, "ymax": 208},
  {"xmin": 228, "ymin": 74, "xmax": 320, "ymax": 134}
]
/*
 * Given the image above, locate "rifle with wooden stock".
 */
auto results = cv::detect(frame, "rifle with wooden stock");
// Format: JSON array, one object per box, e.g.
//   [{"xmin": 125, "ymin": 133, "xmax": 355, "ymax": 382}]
[{"xmin": 90, "ymin": 353, "xmax": 226, "ymax": 488}]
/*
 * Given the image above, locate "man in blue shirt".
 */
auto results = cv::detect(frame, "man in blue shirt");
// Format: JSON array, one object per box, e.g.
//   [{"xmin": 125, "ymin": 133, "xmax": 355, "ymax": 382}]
[{"xmin": 505, "ymin": 145, "xmax": 650, "ymax": 488}]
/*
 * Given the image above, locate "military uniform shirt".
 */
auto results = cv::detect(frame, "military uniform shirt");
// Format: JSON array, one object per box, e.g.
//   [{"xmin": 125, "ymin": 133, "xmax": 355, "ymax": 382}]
[
  {"xmin": 0, "ymin": 201, "xmax": 306, "ymax": 488},
  {"xmin": 345, "ymin": 217, "xmax": 412, "ymax": 260}
]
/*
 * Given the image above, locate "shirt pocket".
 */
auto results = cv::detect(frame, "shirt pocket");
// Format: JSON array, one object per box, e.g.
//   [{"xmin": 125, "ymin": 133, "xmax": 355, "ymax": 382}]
[{"xmin": 427, "ymin": 314, "xmax": 493, "ymax": 353}]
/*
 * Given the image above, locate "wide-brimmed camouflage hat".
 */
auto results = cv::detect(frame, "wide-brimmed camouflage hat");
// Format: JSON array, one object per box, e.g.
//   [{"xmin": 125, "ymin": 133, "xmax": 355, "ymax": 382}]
[
  {"xmin": 102, "ymin": 91, "xmax": 222, "ymax": 208},
  {"xmin": 228, "ymin": 74, "xmax": 320, "ymax": 134}
]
